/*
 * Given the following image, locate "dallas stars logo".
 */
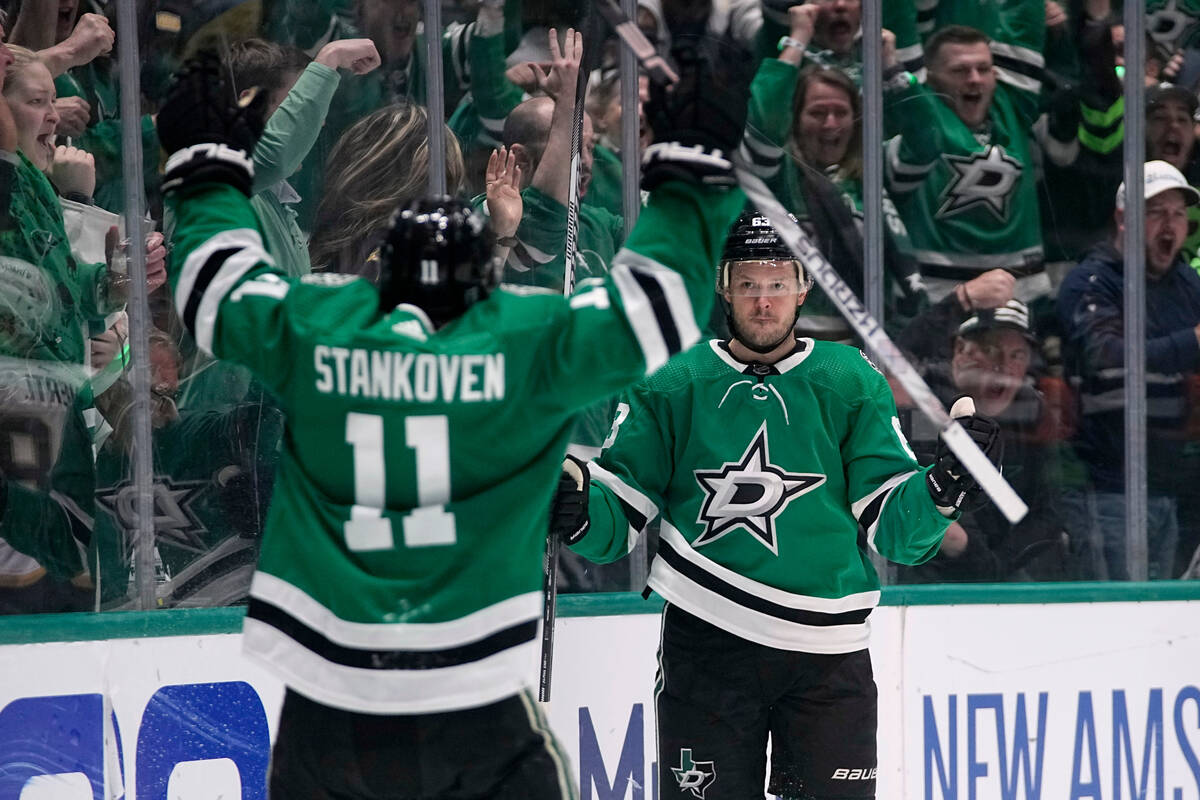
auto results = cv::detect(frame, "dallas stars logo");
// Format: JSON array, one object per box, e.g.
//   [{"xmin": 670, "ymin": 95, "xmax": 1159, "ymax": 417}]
[
  {"xmin": 672, "ymin": 749, "xmax": 716, "ymax": 799},
  {"xmin": 96, "ymin": 478, "xmax": 209, "ymax": 556},
  {"xmin": 693, "ymin": 423, "xmax": 825, "ymax": 553},
  {"xmin": 937, "ymin": 146, "xmax": 1022, "ymax": 220}
]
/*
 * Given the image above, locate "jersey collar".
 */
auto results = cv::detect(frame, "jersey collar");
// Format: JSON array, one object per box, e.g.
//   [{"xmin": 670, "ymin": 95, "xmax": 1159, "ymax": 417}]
[
  {"xmin": 391, "ymin": 304, "xmax": 435, "ymax": 340},
  {"xmin": 710, "ymin": 338, "xmax": 814, "ymax": 375}
]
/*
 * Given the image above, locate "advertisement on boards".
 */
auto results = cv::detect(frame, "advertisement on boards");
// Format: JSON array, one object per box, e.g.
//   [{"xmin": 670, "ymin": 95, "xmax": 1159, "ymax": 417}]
[{"xmin": 0, "ymin": 602, "xmax": 1198, "ymax": 799}]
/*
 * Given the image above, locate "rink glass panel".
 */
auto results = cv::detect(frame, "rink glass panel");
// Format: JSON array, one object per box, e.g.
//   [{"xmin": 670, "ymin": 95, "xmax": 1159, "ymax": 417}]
[{"xmin": 0, "ymin": 0, "xmax": 1187, "ymax": 620}]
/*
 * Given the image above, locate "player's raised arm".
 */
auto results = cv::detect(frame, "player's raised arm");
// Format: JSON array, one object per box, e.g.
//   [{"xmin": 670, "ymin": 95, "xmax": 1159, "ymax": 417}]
[{"xmin": 158, "ymin": 51, "xmax": 277, "ymax": 359}]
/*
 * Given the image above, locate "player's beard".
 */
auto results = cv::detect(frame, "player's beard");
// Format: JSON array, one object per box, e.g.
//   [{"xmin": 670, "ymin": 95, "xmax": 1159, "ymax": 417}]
[{"xmin": 727, "ymin": 304, "xmax": 801, "ymax": 355}]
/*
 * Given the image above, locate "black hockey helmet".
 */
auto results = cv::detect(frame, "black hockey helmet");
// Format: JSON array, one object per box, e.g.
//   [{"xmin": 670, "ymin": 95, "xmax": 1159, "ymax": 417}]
[
  {"xmin": 378, "ymin": 196, "xmax": 498, "ymax": 325},
  {"xmin": 717, "ymin": 210, "xmax": 811, "ymax": 294}
]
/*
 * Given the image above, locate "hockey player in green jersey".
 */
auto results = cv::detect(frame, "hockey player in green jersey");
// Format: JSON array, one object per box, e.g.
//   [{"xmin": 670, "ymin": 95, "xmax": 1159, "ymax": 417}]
[
  {"xmin": 551, "ymin": 212, "xmax": 1002, "ymax": 799},
  {"xmin": 156, "ymin": 35, "xmax": 750, "ymax": 798}
]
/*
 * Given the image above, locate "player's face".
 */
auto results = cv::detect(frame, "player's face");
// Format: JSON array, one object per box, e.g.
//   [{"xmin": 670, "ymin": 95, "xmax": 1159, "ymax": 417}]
[
  {"xmin": 951, "ymin": 328, "xmax": 1030, "ymax": 417},
  {"xmin": 1147, "ymin": 99, "xmax": 1196, "ymax": 172},
  {"xmin": 1143, "ymin": 189, "xmax": 1190, "ymax": 276},
  {"xmin": 798, "ymin": 79, "xmax": 854, "ymax": 168},
  {"xmin": 357, "ymin": 0, "xmax": 420, "ymax": 65},
  {"xmin": 927, "ymin": 42, "xmax": 996, "ymax": 129},
  {"xmin": 5, "ymin": 62, "xmax": 60, "ymax": 171},
  {"xmin": 813, "ymin": 0, "xmax": 861, "ymax": 55},
  {"xmin": 724, "ymin": 261, "xmax": 806, "ymax": 352}
]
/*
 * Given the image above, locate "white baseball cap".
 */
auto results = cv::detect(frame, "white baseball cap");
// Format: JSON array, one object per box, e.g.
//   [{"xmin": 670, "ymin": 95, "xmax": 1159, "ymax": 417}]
[{"xmin": 1115, "ymin": 160, "xmax": 1200, "ymax": 209}]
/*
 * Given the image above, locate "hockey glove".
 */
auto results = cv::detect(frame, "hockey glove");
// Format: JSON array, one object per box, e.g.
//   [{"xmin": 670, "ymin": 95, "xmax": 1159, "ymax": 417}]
[
  {"xmin": 550, "ymin": 455, "xmax": 591, "ymax": 546},
  {"xmin": 926, "ymin": 396, "xmax": 1003, "ymax": 516},
  {"xmin": 158, "ymin": 50, "xmax": 267, "ymax": 197},
  {"xmin": 641, "ymin": 35, "xmax": 753, "ymax": 191}
]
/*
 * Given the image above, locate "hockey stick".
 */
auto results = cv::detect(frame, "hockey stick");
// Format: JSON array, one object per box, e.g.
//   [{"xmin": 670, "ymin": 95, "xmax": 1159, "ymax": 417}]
[
  {"xmin": 592, "ymin": 0, "xmax": 679, "ymax": 85},
  {"xmin": 734, "ymin": 162, "xmax": 1028, "ymax": 524},
  {"xmin": 541, "ymin": 12, "xmax": 606, "ymax": 704}
]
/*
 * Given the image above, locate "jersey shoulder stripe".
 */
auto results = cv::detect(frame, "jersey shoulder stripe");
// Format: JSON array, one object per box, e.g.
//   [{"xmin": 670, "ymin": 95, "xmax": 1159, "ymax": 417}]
[
  {"xmin": 174, "ymin": 228, "xmax": 273, "ymax": 354},
  {"xmin": 609, "ymin": 250, "xmax": 701, "ymax": 373}
]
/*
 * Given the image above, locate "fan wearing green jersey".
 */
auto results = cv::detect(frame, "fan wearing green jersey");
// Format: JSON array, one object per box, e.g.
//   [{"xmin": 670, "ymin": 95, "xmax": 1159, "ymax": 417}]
[
  {"xmin": 883, "ymin": 0, "xmax": 1047, "ymax": 304},
  {"xmin": 156, "ymin": 34, "xmax": 750, "ymax": 798},
  {"xmin": 551, "ymin": 212, "xmax": 1001, "ymax": 800}
]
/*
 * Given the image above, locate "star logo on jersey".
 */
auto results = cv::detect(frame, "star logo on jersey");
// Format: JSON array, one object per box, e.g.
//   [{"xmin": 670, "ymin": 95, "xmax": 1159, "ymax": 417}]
[
  {"xmin": 96, "ymin": 478, "xmax": 209, "ymax": 556},
  {"xmin": 672, "ymin": 749, "xmax": 716, "ymax": 799},
  {"xmin": 937, "ymin": 146, "xmax": 1022, "ymax": 220},
  {"xmin": 693, "ymin": 423, "xmax": 825, "ymax": 554}
]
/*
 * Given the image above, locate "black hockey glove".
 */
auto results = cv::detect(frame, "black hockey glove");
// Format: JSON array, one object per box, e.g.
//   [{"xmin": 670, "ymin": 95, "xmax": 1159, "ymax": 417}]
[
  {"xmin": 157, "ymin": 50, "xmax": 267, "ymax": 197},
  {"xmin": 550, "ymin": 455, "xmax": 591, "ymax": 546},
  {"xmin": 926, "ymin": 397, "xmax": 1003, "ymax": 516},
  {"xmin": 641, "ymin": 35, "xmax": 753, "ymax": 192}
]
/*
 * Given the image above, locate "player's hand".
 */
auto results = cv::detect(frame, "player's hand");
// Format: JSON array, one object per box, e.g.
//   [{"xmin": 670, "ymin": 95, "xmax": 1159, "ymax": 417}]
[
  {"xmin": 49, "ymin": 145, "xmax": 96, "ymax": 198},
  {"xmin": 532, "ymin": 27, "xmax": 582, "ymax": 108},
  {"xmin": 314, "ymin": 38, "xmax": 381, "ymax": 75},
  {"xmin": 926, "ymin": 396, "xmax": 1003, "ymax": 516},
  {"xmin": 641, "ymin": 35, "xmax": 753, "ymax": 191},
  {"xmin": 158, "ymin": 50, "xmax": 267, "ymax": 197},
  {"xmin": 54, "ymin": 96, "xmax": 91, "ymax": 137},
  {"xmin": 63, "ymin": 13, "xmax": 115, "ymax": 67},
  {"xmin": 486, "ymin": 146, "xmax": 522, "ymax": 238},
  {"xmin": 550, "ymin": 455, "xmax": 590, "ymax": 546}
]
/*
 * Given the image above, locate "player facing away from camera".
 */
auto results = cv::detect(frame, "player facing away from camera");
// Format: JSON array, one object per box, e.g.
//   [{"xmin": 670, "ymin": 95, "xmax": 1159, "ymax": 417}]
[
  {"xmin": 154, "ymin": 40, "xmax": 750, "ymax": 800},
  {"xmin": 551, "ymin": 212, "xmax": 1002, "ymax": 799}
]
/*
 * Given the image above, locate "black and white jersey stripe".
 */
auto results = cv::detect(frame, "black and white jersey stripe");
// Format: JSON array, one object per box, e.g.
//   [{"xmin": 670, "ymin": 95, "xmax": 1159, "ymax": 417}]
[
  {"xmin": 851, "ymin": 471, "xmax": 917, "ymax": 553},
  {"xmin": 886, "ymin": 135, "xmax": 936, "ymax": 193},
  {"xmin": 243, "ymin": 572, "xmax": 541, "ymax": 713},
  {"xmin": 648, "ymin": 522, "xmax": 879, "ymax": 653},
  {"xmin": 609, "ymin": 250, "xmax": 701, "ymax": 373},
  {"xmin": 990, "ymin": 41, "xmax": 1044, "ymax": 94},
  {"xmin": 174, "ymin": 229, "xmax": 274, "ymax": 356},
  {"xmin": 588, "ymin": 461, "xmax": 660, "ymax": 553}
]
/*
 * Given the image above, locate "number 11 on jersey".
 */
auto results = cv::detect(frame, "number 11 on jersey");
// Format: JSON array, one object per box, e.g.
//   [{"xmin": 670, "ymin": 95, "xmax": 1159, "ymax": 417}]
[{"xmin": 344, "ymin": 412, "xmax": 458, "ymax": 551}]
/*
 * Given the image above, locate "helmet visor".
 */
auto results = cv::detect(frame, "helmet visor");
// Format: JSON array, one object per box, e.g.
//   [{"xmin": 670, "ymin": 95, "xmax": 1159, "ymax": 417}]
[{"xmin": 722, "ymin": 260, "xmax": 804, "ymax": 297}]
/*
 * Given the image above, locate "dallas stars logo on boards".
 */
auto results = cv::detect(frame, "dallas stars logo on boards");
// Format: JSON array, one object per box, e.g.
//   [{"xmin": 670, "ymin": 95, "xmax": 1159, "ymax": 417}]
[
  {"xmin": 672, "ymin": 748, "xmax": 716, "ymax": 799},
  {"xmin": 693, "ymin": 423, "xmax": 825, "ymax": 553},
  {"xmin": 96, "ymin": 478, "xmax": 209, "ymax": 556},
  {"xmin": 937, "ymin": 145, "xmax": 1021, "ymax": 220}
]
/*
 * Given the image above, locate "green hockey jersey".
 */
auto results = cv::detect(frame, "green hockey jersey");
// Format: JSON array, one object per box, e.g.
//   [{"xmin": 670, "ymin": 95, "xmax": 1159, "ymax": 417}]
[
  {"xmin": 166, "ymin": 179, "xmax": 743, "ymax": 713},
  {"xmin": 570, "ymin": 339, "xmax": 950, "ymax": 653}
]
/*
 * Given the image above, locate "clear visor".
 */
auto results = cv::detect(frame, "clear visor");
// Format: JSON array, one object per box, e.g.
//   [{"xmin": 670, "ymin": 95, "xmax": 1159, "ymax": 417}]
[{"xmin": 722, "ymin": 261, "xmax": 805, "ymax": 297}]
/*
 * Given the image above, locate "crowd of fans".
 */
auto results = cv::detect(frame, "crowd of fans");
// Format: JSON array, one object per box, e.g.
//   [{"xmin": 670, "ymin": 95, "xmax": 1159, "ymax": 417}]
[{"xmin": 0, "ymin": 0, "xmax": 1198, "ymax": 614}]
